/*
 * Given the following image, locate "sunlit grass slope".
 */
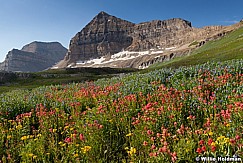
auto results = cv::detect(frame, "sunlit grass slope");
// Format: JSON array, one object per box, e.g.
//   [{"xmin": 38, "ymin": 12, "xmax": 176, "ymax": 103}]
[{"xmin": 150, "ymin": 26, "xmax": 243, "ymax": 69}]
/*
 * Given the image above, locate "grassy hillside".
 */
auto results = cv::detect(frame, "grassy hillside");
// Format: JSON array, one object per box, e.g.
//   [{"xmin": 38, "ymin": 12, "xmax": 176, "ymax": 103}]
[
  {"xmin": 150, "ymin": 25, "xmax": 243, "ymax": 69},
  {"xmin": 0, "ymin": 59, "xmax": 242, "ymax": 162},
  {"xmin": 0, "ymin": 67, "xmax": 137, "ymax": 94}
]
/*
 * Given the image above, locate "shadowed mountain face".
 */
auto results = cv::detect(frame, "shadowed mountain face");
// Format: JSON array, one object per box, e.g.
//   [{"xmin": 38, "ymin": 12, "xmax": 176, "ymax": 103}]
[
  {"xmin": 54, "ymin": 11, "xmax": 242, "ymax": 69},
  {"xmin": 0, "ymin": 41, "xmax": 67, "ymax": 72}
]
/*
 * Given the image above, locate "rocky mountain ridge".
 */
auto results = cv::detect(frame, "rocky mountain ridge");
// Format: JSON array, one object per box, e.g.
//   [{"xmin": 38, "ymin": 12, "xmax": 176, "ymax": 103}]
[
  {"xmin": 54, "ymin": 11, "xmax": 243, "ymax": 69},
  {"xmin": 0, "ymin": 41, "xmax": 67, "ymax": 72}
]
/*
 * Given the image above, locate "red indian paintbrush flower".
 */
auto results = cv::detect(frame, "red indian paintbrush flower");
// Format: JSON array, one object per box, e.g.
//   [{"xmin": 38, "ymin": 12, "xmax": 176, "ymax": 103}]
[{"xmin": 79, "ymin": 134, "xmax": 85, "ymax": 141}]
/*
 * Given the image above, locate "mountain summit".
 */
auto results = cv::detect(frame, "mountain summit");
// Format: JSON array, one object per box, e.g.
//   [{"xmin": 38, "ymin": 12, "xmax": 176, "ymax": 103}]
[
  {"xmin": 94, "ymin": 11, "xmax": 111, "ymax": 18},
  {"xmin": 57, "ymin": 11, "xmax": 135, "ymax": 67},
  {"xmin": 0, "ymin": 41, "xmax": 67, "ymax": 72},
  {"xmin": 54, "ymin": 12, "xmax": 243, "ymax": 69}
]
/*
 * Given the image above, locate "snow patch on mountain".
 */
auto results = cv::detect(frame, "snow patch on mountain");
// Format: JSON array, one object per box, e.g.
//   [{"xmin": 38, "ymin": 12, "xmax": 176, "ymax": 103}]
[{"xmin": 74, "ymin": 47, "xmax": 176, "ymax": 67}]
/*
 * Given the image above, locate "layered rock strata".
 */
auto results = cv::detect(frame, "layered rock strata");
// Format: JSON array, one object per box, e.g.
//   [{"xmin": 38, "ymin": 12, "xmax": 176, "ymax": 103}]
[
  {"xmin": 55, "ymin": 11, "xmax": 241, "ymax": 69},
  {"xmin": 0, "ymin": 41, "xmax": 67, "ymax": 72}
]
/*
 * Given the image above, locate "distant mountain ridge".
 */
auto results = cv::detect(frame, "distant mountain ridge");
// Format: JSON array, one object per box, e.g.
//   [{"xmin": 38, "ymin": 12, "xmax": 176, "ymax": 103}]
[
  {"xmin": 54, "ymin": 11, "xmax": 243, "ymax": 69},
  {"xmin": 0, "ymin": 41, "xmax": 67, "ymax": 72}
]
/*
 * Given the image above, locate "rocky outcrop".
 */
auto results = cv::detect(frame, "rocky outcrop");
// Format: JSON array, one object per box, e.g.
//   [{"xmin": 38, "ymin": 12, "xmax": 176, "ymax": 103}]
[
  {"xmin": 54, "ymin": 11, "xmax": 242, "ymax": 69},
  {"xmin": 59, "ymin": 11, "xmax": 135, "ymax": 67},
  {"xmin": 127, "ymin": 19, "xmax": 192, "ymax": 51},
  {"xmin": 0, "ymin": 41, "xmax": 67, "ymax": 72}
]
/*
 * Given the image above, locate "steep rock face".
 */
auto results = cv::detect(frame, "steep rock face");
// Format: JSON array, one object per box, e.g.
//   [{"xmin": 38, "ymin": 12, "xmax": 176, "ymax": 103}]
[
  {"xmin": 128, "ymin": 19, "xmax": 193, "ymax": 51},
  {"xmin": 55, "ymin": 11, "xmax": 240, "ymax": 69},
  {"xmin": 0, "ymin": 42, "xmax": 67, "ymax": 72},
  {"xmin": 62, "ymin": 11, "xmax": 135, "ymax": 67}
]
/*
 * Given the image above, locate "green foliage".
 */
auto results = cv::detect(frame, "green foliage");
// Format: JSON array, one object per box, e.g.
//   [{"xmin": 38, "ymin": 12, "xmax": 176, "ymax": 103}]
[
  {"xmin": 0, "ymin": 59, "xmax": 242, "ymax": 162},
  {"xmin": 0, "ymin": 67, "xmax": 138, "ymax": 94}
]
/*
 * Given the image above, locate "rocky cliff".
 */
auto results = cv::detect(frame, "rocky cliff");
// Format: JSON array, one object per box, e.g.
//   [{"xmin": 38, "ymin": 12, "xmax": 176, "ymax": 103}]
[
  {"xmin": 58, "ymin": 11, "xmax": 135, "ymax": 67},
  {"xmin": 0, "ymin": 41, "xmax": 67, "ymax": 72},
  {"xmin": 54, "ymin": 11, "xmax": 241, "ymax": 69}
]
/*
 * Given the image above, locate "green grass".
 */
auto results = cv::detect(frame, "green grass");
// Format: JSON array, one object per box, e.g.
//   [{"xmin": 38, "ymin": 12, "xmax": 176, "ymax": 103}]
[
  {"xmin": 0, "ymin": 59, "xmax": 242, "ymax": 162},
  {"xmin": 150, "ymin": 26, "xmax": 243, "ymax": 69},
  {"xmin": 0, "ymin": 67, "xmax": 138, "ymax": 94}
]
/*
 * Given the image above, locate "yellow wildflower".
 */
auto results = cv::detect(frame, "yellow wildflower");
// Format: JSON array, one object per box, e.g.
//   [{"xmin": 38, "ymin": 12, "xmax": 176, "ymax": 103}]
[
  {"xmin": 130, "ymin": 147, "xmax": 136, "ymax": 155},
  {"xmin": 7, "ymin": 135, "xmax": 12, "ymax": 139},
  {"xmin": 53, "ymin": 129, "xmax": 57, "ymax": 133},
  {"xmin": 21, "ymin": 136, "xmax": 27, "ymax": 141},
  {"xmin": 81, "ymin": 146, "xmax": 92, "ymax": 153},
  {"xmin": 33, "ymin": 155, "xmax": 37, "ymax": 159},
  {"xmin": 71, "ymin": 134, "xmax": 76, "ymax": 138},
  {"xmin": 217, "ymin": 135, "xmax": 225, "ymax": 141},
  {"xmin": 127, "ymin": 147, "xmax": 136, "ymax": 156},
  {"xmin": 209, "ymin": 131, "xmax": 213, "ymax": 136},
  {"xmin": 28, "ymin": 153, "xmax": 34, "ymax": 157},
  {"xmin": 26, "ymin": 135, "xmax": 34, "ymax": 139},
  {"xmin": 61, "ymin": 143, "xmax": 66, "ymax": 147},
  {"xmin": 74, "ymin": 153, "xmax": 79, "ymax": 157},
  {"xmin": 216, "ymin": 135, "xmax": 230, "ymax": 145},
  {"xmin": 126, "ymin": 133, "xmax": 133, "ymax": 137},
  {"xmin": 64, "ymin": 126, "xmax": 69, "ymax": 130},
  {"xmin": 37, "ymin": 134, "xmax": 42, "ymax": 137},
  {"xmin": 211, "ymin": 142, "xmax": 216, "ymax": 146},
  {"xmin": 9, "ymin": 128, "xmax": 15, "ymax": 131},
  {"xmin": 16, "ymin": 125, "xmax": 22, "ymax": 130},
  {"xmin": 224, "ymin": 138, "xmax": 229, "ymax": 144}
]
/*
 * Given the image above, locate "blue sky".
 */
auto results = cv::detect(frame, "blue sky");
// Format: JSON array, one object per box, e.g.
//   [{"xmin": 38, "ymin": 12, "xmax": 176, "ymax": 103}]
[{"xmin": 0, "ymin": 0, "xmax": 243, "ymax": 62}]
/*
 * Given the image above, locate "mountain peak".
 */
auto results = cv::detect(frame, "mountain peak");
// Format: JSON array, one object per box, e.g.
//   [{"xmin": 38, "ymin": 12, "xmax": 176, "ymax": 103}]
[
  {"xmin": 21, "ymin": 41, "xmax": 66, "ymax": 53},
  {"xmin": 95, "ymin": 11, "xmax": 111, "ymax": 19},
  {"xmin": 98, "ymin": 11, "xmax": 109, "ymax": 16},
  {"xmin": 0, "ymin": 42, "xmax": 67, "ymax": 72}
]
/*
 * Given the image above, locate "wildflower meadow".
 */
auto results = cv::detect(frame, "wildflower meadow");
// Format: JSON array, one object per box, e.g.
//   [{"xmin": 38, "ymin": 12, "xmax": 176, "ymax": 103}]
[{"xmin": 0, "ymin": 60, "xmax": 243, "ymax": 162}]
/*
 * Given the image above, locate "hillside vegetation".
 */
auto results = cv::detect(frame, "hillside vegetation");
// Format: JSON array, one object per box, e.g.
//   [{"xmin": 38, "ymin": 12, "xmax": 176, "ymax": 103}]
[
  {"xmin": 150, "ymin": 26, "xmax": 243, "ymax": 69},
  {"xmin": 0, "ymin": 67, "xmax": 137, "ymax": 94},
  {"xmin": 0, "ymin": 59, "xmax": 242, "ymax": 162}
]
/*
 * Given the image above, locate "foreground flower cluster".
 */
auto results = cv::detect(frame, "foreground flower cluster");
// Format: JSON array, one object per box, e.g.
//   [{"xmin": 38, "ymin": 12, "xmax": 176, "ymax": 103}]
[{"xmin": 0, "ymin": 60, "xmax": 243, "ymax": 162}]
